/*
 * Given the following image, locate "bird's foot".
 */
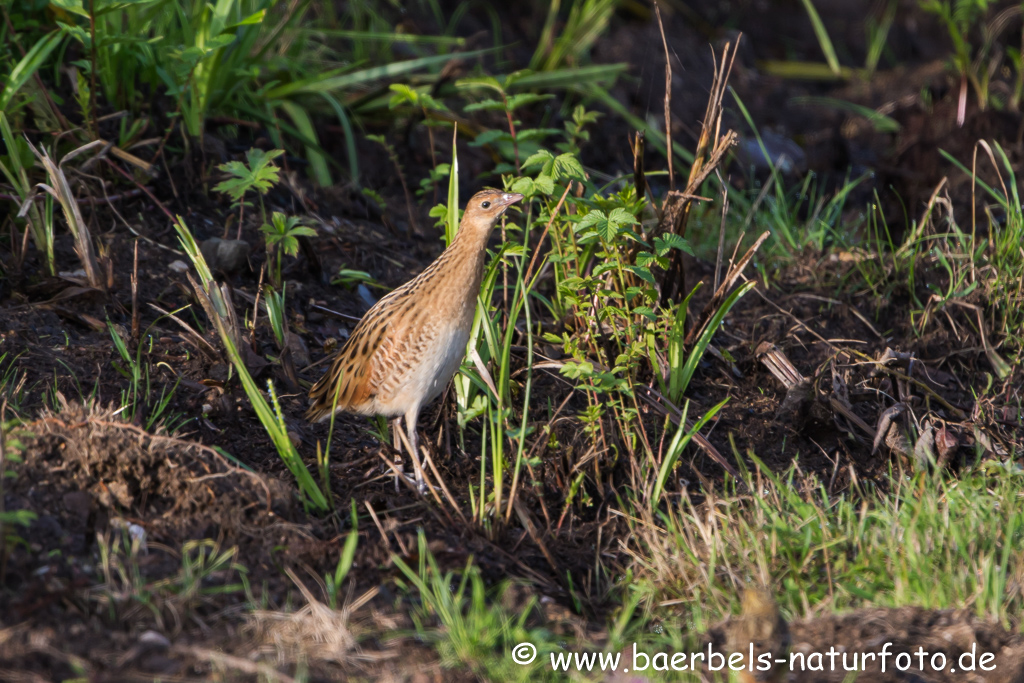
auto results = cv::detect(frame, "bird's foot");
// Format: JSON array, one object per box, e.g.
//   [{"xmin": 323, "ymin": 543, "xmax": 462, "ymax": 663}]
[
  {"xmin": 397, "ymin": 472, "xmax": 438, "ymax": 496},
  {"xmin": 392, "ymin": 456, "xmax": 405, "ymax": 493}
]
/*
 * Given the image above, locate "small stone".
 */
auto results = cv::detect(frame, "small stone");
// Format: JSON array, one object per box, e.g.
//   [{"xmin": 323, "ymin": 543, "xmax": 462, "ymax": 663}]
[
  {"xmin": 285, "ymin": 331, "xmax": 311, "ymax": 367},
  {"xmin": 200, "ymin": 238, "xmax": 251, "ymax": 274},
  {"xmin": 287, "ymin": 431, "xmax": 302, "ymax": 449},
  {"xmin": 357, "ymin": 283, "xmax": 376, "ymax": 309},
  {"xmin": 127, "ymin": 523, "xmax": 147, "ymax": 547},
  {"xmin": 736, "ymin": 131, "xmax": 807, "ymax": 174},
  {"xmin": 139, "ymin": 630, "xmax": 171, "ymax": 650},
  {"xmin": 63, "ymin": 491, "xmax": 92, "ymax": 519},
  {"xmin": 168, "ymin": 260, "xmax": 189, "ymax": 274},
  {"xmin": 208, "ymin": 364, "xmax": 229, "ymax": 382}
]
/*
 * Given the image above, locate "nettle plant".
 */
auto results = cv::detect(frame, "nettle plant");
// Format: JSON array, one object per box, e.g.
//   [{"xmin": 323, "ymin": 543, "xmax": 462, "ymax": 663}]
[
  {"xmin": 475, "ymin": 150, "xmax": 695, "ymax": 469},
  {"xmin": 513, "ymin": 149, "xmax": 691, "ymax": 390},
  {"xmin": 458, "ymin": 71, "xmax": 560, "ymax": 175}
]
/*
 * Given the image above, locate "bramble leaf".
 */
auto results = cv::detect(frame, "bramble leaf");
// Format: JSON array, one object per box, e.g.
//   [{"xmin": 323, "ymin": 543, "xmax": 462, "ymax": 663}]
[{"xmin": 214, "ymin": 148, "xmax": 283, "ymax": 202}]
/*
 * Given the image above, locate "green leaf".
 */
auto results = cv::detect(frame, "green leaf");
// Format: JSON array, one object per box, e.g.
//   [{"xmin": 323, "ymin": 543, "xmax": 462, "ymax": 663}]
[
  {"xmin": 214, "ymin": 148, "xmax": 284, "ymax": 201},
  {"xmin": 798, "ymin": 0, "xmax": 841, "ymax": 75},
  {"xmin": 260, "ymin": 212, "xmax": 314, "ymax": 256},
  {"xmin": 534, "ymin": 174, "xmax": 555, "ymax": 195},
  {"xmin": 633, "ymin": 306, "xmax": 657, "ymax": 320},
  {"xmin": 635, "ymin": 251, "xmax": 656, "ymax": 267},
  {"xmin": 625, "ymin": 265, "xmax": 656, "ymax": 285},
  {"xmin": 511, "ymin": 177, "xmax": 534, "ymax": 196},
  {"xmin": 553, "ymin": 153, "xmax": 586, "ymax": 180},
  {"xmin": 652, "ymin": 397, "xmax": 729, "ymax": 503},
  {"xmin": 576, "ymin": 210, "xmax": 610, "ymax": 240},
  {"xmin": 653, "ymin": 233, "xmax": 693, "ymax": 256},
  {"xmin": 508, "ymin": 64, "xmax": 627, "ymax": 90},
  {"xmin": 388, "ymin": 83, "xmax": 447, "ymax": 112},
  {"xmin": 506, "ymin": 93, "xmax": 554, "ymax": 110},
  {"xmin": 173, "ymin": 217, "xmax": 329, "ymax": 512},
  {"xmin": 463, "ymin": 98, "xmax": 507, "ymax": 113},
  {"xmin": 608, "ymin": 207, "xmax": 638, "ymax": 228},
  {"xmin": 560, "ymin": 360, "xmax": 594, "ymax": 380},
  {"xmin": 470, "ymin": 129, "xmax": 511, "ymax": 147},
  {"xmin": 522, "ymin": 149, "xmax": 554, "ymax": 172},
  {"xmin": 455, "ymin": 75, "xmax": 504, "ymax": 93},
  {"xmin": 576, "ymin": 207, "xmax": 637, "ymax": 242}
]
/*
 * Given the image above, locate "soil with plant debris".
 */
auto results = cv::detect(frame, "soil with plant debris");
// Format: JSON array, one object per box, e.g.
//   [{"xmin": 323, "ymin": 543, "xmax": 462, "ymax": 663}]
[{"xmin": 2, "ymin": 0, "xmax": 1024, "ymax": 681}]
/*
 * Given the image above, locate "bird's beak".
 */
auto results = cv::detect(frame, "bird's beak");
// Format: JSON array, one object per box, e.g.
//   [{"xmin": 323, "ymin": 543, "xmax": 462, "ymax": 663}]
[{"xmin": 498, "ymin": 192, "xmax": 524, "ymax": 209}]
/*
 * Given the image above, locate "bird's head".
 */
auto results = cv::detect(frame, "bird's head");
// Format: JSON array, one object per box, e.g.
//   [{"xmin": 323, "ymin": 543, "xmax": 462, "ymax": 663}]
[{"xmin": 461, "ymin": 189, "xmax": 523, "ymax": 234}]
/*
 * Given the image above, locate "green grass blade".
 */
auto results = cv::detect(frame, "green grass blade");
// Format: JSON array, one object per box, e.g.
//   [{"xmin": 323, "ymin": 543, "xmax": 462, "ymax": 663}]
[
  {"xmin": 652, "ymin": 397, "xmax": 729, "ymax": 503},
  {"xmin": 798, "ymin": 0, "xmax": 841, "ymax": 75},
  {"xmin": 276, "ymin": 100, "xmax": 331, "ymax": 187},
  {"xmin": 790, "ymin": 96, "xmax": 900, "ymax": 133},
  {"xmin": 318, "ymin": 92, "xmax": 360, "ymax": 183},
  {"xmin": 295, "ymin": 28, "xmax": 466, "ymax": 46},
  {"xmin": 679, "ymin": 280, "xmax": 757, "ymax": 394},
  {"xmin": 0, "ymin": 31, "xmax": 63, "ymax": 114},
  {"xmin": 510, "ymin": 63, "xmax": 627, "ymax": 91},
  {"xmin": 447, "ymin": 125, "xmax": 459, "ymax": 244},
  {"xmin": 264, "ymin": 49, "xmax": 496, "ymax": 99}
]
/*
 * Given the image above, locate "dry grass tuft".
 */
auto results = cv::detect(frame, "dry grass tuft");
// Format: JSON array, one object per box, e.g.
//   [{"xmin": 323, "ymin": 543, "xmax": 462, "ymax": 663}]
[{"xmin": 246, "ymin": 567, "xmax": 383, "ymax": 668}]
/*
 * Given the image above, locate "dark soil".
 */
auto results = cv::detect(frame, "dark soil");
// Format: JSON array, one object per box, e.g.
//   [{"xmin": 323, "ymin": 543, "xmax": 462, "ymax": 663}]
[
  {"xmin": 707, "ymin": 605, "xmax": 1024, "ymax": 683},
  {"xmin": 2, "ymin": 0, "xmax": 1024, "ymax": 681}
]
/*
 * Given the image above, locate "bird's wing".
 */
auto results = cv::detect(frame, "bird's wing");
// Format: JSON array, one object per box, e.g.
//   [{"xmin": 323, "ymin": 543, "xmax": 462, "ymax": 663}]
[{"xmin": 306, "ymin": 304, "xmax": 393, "ymax": 422}]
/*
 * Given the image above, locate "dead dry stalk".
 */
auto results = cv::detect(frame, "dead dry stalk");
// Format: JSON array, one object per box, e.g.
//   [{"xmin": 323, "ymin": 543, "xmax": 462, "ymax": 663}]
[
  {"xmin": 655, "ymin": 3, "xmax": 675, "ymax": 192},
  {"xmin": 243, "ymin": 567, "xmax": 381, "ymax": 673},
  {"xmin": 684, "ymin": 230, "xmax": 769, "ymax": 346},
  {"xmin": 658, "ymin": 38, "xmax": 741, "ymax": 305},
  {"xmin": 28, "ymin": 140, "xmax": 106, "ymax": 290}
]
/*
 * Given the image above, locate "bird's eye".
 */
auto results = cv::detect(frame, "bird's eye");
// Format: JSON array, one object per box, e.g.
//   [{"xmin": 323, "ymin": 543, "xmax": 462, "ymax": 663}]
[{"xmin": 481, "ymin": 201, "xmax": 491, "ymax": 209}]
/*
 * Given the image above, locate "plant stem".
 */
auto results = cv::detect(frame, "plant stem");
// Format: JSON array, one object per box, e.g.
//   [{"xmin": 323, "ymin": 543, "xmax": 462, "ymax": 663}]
[{"xmin": 88, "ymin": 0, "xmax": 99, "ymax": 137}]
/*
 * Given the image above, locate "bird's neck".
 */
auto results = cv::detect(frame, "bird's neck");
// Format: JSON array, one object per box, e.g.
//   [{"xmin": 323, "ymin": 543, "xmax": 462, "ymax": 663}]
[
  {"xmin": 450, "ymin": 217, "xmax": 494, "ymax": 252},
  {"xmin": 449, "ymin": 219, "xmax": 494, "ymax": 266},
  {"xmin": 416, "ymin": 218, "xmax": 494, "ymax": 299},
  {"xmin": 432, "ymin": 218, "xmax": 491, "ymax": 300}
]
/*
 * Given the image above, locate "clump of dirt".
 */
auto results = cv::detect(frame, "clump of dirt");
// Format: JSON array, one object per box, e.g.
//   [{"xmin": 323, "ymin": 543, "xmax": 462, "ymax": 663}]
[{"xmin": 3, "ymin": 401, "xmax": 304, "ymax": 586}]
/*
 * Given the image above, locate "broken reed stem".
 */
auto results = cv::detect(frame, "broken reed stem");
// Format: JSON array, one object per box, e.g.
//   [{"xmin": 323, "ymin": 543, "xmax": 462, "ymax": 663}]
[
  {"xmin": 655, "ymin": 2, "xmax": 674, "ymax": 192},
  {"xmin": 676, "ymin": 36, "xmax": 741, "ymax": 237},
  {"xmin": 714, "ymin": 170, "xmax": 729, "ymax": 293},
  {"xmin": 658, "ymin": 37, "xmax": 741, "ymax": 305},
  {"xmin": 131, "ymin": 240, "xmax": 139, "ymax": 342},
  {"xmin": 632, "ymin": 130, "xmax": 647, "ymax": 202}
]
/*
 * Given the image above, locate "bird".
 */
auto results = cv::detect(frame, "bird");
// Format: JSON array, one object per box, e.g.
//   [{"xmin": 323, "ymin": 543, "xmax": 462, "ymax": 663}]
[
  {"xmin": 724, "ymin": 587, "xmax": 789, "ymax": 683},
  {"xmin": 306, "ymin": 189, "xmax": 524, "ymax": 490}
]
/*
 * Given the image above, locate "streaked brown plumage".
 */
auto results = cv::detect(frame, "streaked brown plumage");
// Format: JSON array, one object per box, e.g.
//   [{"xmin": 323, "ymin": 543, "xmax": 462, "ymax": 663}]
[
  {"xmin": 307, "ymin": 189, "xmax": 523, "ymax": 488},
  {"xmin": 726, "ymin": 587, "xmax": 789, "ymax": 683}
]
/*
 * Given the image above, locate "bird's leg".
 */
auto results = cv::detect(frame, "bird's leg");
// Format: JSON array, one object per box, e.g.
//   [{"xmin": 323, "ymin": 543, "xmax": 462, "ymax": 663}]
[
  {"xmin": 404, "ymin": 408, "xmax": 426, "ymax": 493},
  {"xmin": 390, "ymin": 417, "xmax": 404, "ymax": 492}
]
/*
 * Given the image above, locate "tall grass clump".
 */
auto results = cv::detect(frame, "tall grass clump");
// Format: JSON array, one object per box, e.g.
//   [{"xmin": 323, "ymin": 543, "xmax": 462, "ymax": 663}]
[{"xmin": 626, "ymin": 456, "xmax": 1024, "ymax": 632}]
